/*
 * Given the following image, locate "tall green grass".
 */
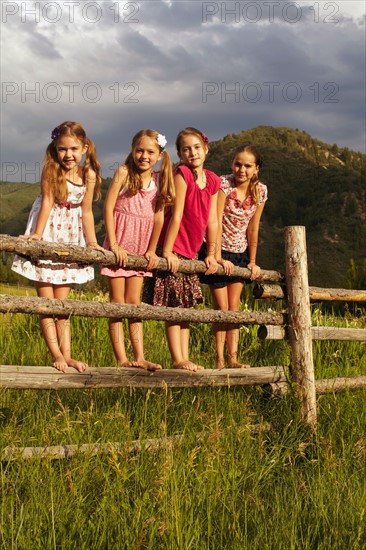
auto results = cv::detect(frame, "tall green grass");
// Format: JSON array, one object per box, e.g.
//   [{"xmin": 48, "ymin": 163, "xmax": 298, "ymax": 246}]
[{"xmin": 0, "ymin": 287, "xmax": 365, "ymax": 549}]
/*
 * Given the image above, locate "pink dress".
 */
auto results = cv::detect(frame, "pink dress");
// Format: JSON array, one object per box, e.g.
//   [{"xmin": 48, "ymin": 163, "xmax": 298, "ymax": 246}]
[{"xmin": 100, "ymin": 172, "xmax": 159, "ymax": 278}]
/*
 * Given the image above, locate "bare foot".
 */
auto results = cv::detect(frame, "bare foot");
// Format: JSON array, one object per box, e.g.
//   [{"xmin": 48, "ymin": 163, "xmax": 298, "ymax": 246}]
[
  {"xmin": 132, "ymin": 359, "xmax": 162, "ymax": 371},
  {"xmin": 215, "ymin": 358, "xmax": 226, "ymax": 370},
  {"xmin": 228, "ymin": 362, "xmax": 251, "ymax": 369},
  {"xmin": 52, "ymin": 355, "xmax": 68, "ymax": 373},
  {"xmin": 118, "ymin": 360, "xmax": 140, "ymax": 369},
  {"xmin": 175, "ymin": 361, "xmax": 205, "ymax": 372},
  {"xmin": 66, "ymin": 358, "xmax": 88, "ymax": 373}
]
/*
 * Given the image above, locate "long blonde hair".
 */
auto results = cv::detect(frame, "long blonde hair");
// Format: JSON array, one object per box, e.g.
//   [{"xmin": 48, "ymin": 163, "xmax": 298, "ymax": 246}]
[
  {"xmin": 42, "ymin": 121, "xmax": 102, "ymax": 202},
  {"xmin": 124, "ymin": 129, "xmax": 175, "ymax": 209},
  {"xmin": 231, "ymin": 143, "xmax": 263, "ymax": 204}
]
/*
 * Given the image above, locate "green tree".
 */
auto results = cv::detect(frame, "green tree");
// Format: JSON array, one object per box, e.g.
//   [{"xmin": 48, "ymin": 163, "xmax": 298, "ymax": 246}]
[{"xmin": 345, "ymin": 259, "xmax": 366, "ymax": 289}]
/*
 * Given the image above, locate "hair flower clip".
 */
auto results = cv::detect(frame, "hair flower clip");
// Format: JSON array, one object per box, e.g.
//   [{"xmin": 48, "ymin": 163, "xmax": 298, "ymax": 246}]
[
  {"xmin": 201, "ymin": 132, "xmax": 209, "ymax": 145},
  {"xmin": 51, "ymin": 126, "xmax": 62, "ymax": 141},
  {"xmin": 157, "ymin": 133, "xmax": 167, "ymax": 150}
]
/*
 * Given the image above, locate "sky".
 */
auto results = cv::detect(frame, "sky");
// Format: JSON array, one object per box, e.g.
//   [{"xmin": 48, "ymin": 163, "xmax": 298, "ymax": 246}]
[{"xmin": 1, "ymin": 0, "xmax": 365, "ymax": 183}]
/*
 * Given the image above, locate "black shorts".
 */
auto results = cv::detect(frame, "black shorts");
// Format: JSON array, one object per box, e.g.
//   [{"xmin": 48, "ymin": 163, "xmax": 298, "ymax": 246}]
[{"xmin": 198, "ymin": 243, "xmax": 250, "ymax": 288}]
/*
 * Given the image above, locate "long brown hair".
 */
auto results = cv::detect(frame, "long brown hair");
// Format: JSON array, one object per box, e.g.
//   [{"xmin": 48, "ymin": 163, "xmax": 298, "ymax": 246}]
[
  {"xmin": 231, "ymin": 143, "xmax": 263, "ymax": 204},
  {"xmin": 124, "ymin": 129, "xmax": 175, "ymax": 209},
  {"xmin": 43, "ymin": 121, "xmax": 102, "ymax": 202},
  {"xmin": 175, "ymin": 127, "xmax": 209, "ymax": 181}
]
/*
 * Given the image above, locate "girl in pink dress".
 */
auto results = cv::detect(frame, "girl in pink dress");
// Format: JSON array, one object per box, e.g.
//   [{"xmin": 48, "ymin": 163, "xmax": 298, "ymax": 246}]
[
  {"xmin": 143, "ymin": 127, "xmax": 220, "ymax": 371},
  {"xmin": 12, "ymin": 121, "xmax": 103, "ymax": 373},
  {"xmin": 208, "ymin": 143, "xmax": 268, "ymax": 369},
  {"xmin": 101, "ymin": 129, "xmax": 174, "ymax": 370}
]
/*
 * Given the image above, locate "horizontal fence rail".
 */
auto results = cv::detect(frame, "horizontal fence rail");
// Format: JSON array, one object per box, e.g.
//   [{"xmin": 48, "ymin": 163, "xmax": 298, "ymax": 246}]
[
  {"xmin": 1, "ymin": 366, "xmax": 364, "ymax": 394},
  {"xmin": 0, "ymin": 365, "xmax": 286, "ymax": 389},
  {"xmin": 253, "ymin": 283, "xmax": 366, "ymax": 302},
  {"xmin": 0, "ymin": 234, "xmax": 284, "ymax": 282},
  {"xmin": 2, "ymin": 423, "xmax": 272, "ymax": 462},
  {"xmin": 258, "ymin": 325, "xmax": 366, "ymax": 342},
  {"xmin": 0, "ymin": 294, "xmax": 287, "ymax": 326}
]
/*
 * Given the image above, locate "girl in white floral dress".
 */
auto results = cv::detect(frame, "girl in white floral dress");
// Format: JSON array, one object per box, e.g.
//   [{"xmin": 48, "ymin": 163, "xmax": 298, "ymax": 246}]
[
  {"xmin": 204, "ymin": 143, "xmax": 268, "ymax": 369},
  {"xmin": 12, "ymin": 121, "xmax": 104, "ymax": 373}
]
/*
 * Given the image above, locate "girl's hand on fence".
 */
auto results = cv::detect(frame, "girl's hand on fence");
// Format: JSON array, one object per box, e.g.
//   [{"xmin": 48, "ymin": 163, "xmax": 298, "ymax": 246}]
[
  {"xmin": 204, "ymin": 255, "xmax": 218, "ymax": 275},
  {"xmin": 219, "ymin": 258, "xmax": 234, "ymax": 275},
  {"xmin": 248, "ymin": 263, "xmax": 261, "ymax": 280},
  {"xmin": 21, "ymin": 233, "xmax": 41, "ymax": 241},
  {"xmin": 87, "ymin": 242, "xmax": 108, "ymax": 256},
  {"xmin": 145, "ymin": 250, "xmax": 160, "ymax": 270},
  {"xmin": 163, "ymin": 251, "xmax": 180, "ymax": 273},
  {"xmin": 111, "ymin": 243, "xmax": 128, "ymax": 267}
]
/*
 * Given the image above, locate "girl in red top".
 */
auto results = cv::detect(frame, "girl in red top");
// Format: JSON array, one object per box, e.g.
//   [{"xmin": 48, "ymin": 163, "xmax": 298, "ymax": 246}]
[{"xmin": 144, "ymin": 127, "xmax": 220, "ymax": 371}]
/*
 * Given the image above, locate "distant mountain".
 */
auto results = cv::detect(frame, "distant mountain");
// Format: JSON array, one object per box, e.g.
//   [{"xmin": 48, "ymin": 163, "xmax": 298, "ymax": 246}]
[{"xmin": 1, "ymin": 126, "xmax": 365, "ymax": 287}]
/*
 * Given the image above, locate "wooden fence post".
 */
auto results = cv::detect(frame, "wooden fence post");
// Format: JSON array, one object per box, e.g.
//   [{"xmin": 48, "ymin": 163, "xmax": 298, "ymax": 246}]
[{"xmin": 285, "ymin": 226, "xmax": 317, "ymax": 429}]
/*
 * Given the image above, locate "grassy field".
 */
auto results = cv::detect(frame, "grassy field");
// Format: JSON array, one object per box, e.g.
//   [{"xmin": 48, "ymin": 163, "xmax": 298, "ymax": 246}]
[{"xmin": 0, "ymin": 287, "xmax": 365, "ymax": 549}]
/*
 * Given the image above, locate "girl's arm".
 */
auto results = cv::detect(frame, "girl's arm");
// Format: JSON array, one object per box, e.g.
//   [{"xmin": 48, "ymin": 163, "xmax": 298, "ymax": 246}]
[
  {"xmin": 162, "ymin": 172, "xmax": 187, "ymax": 273},
  {"xmin": 246, "ymin": 202, "xmax": 266, "ymax": 280},
  {"xmin": 204, "ymin": 191, "xmax": 219, "ymax": 275},
  {"xmin": 103, "ymin": 165, "xmax": 128, "ymax": 266},
  {"xmin": 81, "ymin": 169, "xmax": 105, "ymax": 253},
  {"xmin": 24, "ymin": 174, "xmax": 55, "ymax": 240},
  {"xmin": 145, "ymin": 207, "xmax": 164, "ymax": 270},
  {"xmin": 216, "ymin": 190, "xmax": 234, "ymax": 275}
]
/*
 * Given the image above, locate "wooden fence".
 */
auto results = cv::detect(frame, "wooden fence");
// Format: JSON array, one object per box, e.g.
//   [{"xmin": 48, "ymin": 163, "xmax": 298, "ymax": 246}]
[{"xmin": 1, "ymin": 227, "xmax": 365, "ymax": 434}]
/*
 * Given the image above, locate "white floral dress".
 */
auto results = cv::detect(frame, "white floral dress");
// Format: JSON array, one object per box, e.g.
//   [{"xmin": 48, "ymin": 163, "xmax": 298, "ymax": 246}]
[{"xmin": 11, "ymin": 180, "xmax": 94, "ymax": 284}]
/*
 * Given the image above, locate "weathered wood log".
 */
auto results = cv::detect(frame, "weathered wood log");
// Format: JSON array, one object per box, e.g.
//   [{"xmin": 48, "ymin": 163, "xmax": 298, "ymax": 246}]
[
  {"xmin": 1, "ymin": 363, "xmax": 364, "ymax": 394},
  {"xmin": 2, "ymin": 423, "xmax": 272, "ymax": 461},
  {"xmin": 309, "ymin": 288, "xmax": 366, "ymax": 302},
  {"xmin": 315, "ymin": 376, "xmax": 366, "ymax": 394},
  {"xmin": 285, "ymin": 226, "xmax": 317, "ymax": 429},
  {"xmin": 253, "ymin": 283, "xmax": 286, "ymax": 300},
  {"xmin": 0, "ymin": 365, "xmax": 286, "ymax": 389},
  {"xmin": 253, "ymin": 283, "xmax": 366, "ymax": 302},
  {"xmin": 2, "ymin": 435, "xmax": 188, "ymax": 461},
  {"xmin": 262, "ymin": 376, "xmax": 366, "ymax": 397},
  {"xmin": 0, "ymin": 234, "xmax": 284, "ymax": 282},
  {"xmin": 258, "ymin": 325, "xmax": 366, "ymax": 342},
  {"xmin": 258, "ymin": 325, "xmax": 288, "ymax": 340},
  {"xmin": 0, "ymin": 294, "xmax": 287, "ymax": 326}
]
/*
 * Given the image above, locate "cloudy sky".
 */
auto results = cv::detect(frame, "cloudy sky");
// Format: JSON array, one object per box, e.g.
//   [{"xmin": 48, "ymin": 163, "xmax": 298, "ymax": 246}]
[{"xmin": 1, "ymin": 0, "xmax": 365, "ymax": 182}]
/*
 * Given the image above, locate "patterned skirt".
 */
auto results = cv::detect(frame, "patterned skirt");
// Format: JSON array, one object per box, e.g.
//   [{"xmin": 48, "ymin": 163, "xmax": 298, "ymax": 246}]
[{"xmin": 142, "ymin": 253, "xmax": 203, "ymax": 308}]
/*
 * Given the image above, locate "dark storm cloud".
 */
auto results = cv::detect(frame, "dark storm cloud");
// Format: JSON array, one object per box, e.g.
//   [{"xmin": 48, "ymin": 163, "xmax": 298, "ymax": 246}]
[{"xmin": 1, "ymin": 0, "xmax": 365, "ymax": 181}]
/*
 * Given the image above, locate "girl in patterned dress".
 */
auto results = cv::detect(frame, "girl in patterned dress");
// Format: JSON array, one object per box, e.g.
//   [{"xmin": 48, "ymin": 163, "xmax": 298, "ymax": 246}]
[
  {"xmin": 101, "ymin": 129, "xmax": 174, "ymax": 370},
  {"xmin": 12, "ymin": 121, "xmax": 103, "ymax": 373},
  {"xmin": 143, "ymin": 128, "xmax": 221, "ymax": 372},
  {"xmin": 208, "ymin": 143, "xmax": 268, "ymax": 369}
]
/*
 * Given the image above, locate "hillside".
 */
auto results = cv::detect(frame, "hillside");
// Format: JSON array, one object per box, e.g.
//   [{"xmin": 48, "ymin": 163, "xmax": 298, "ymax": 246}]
[{"xmin": 1, "ymin": 126, "xmax": 365, "ymax": 287}]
